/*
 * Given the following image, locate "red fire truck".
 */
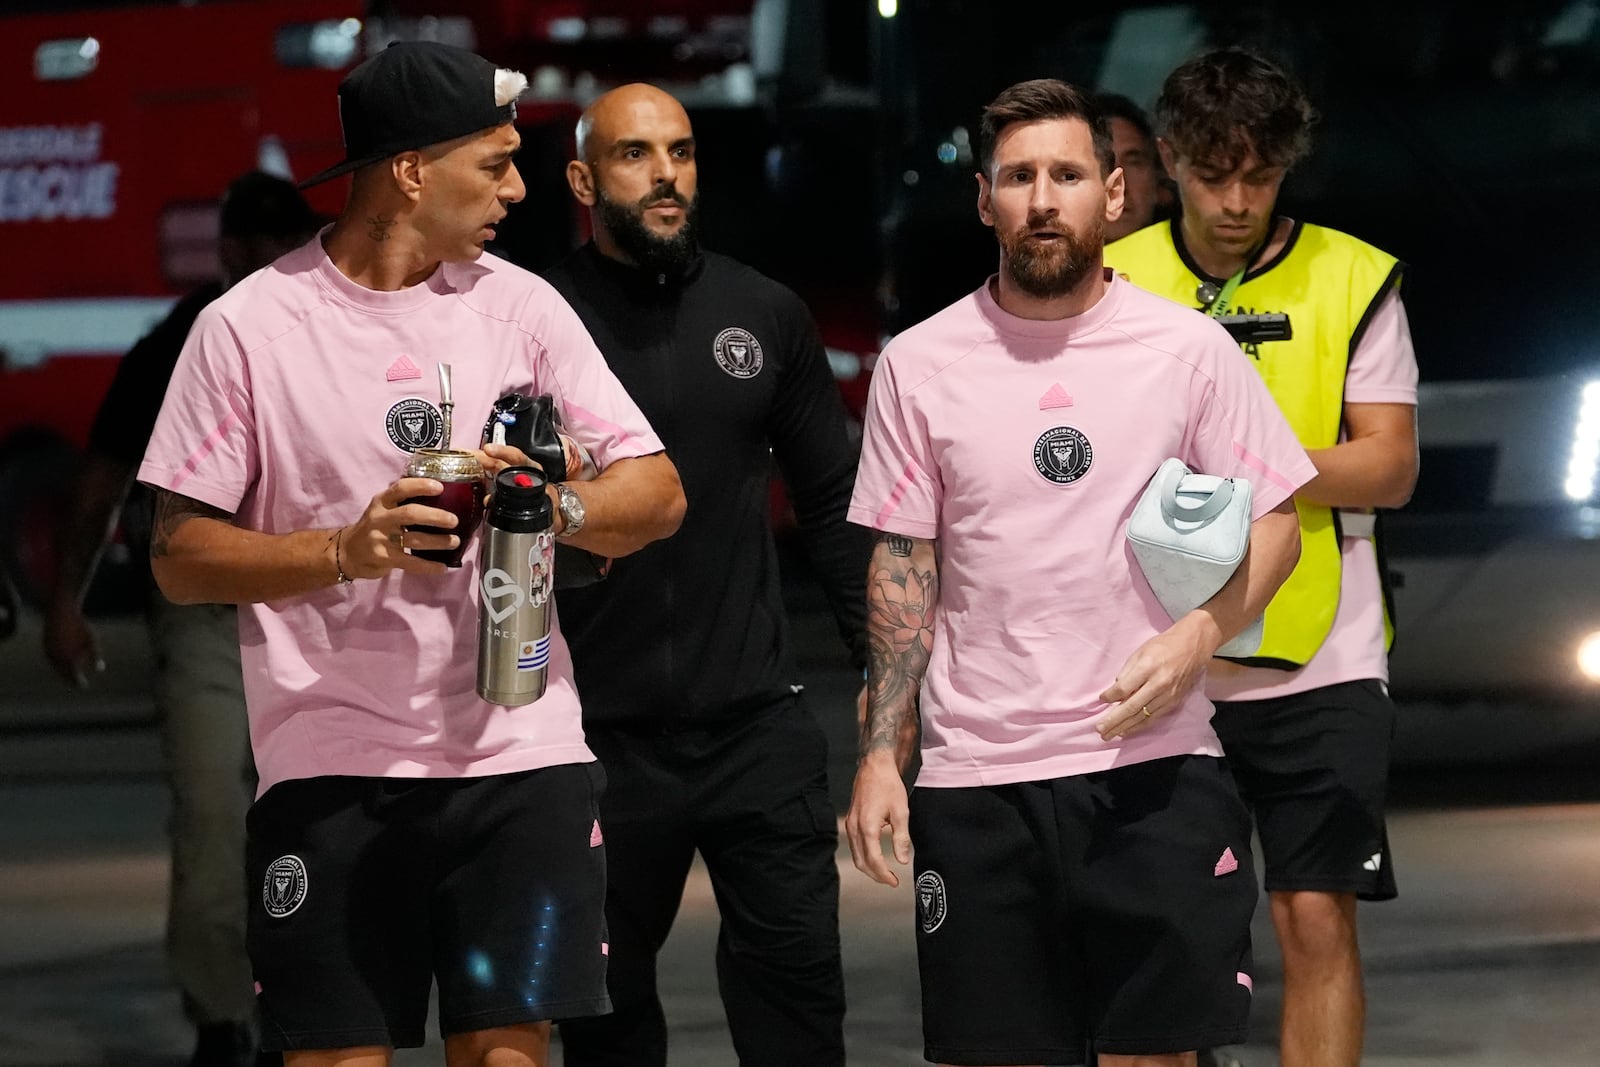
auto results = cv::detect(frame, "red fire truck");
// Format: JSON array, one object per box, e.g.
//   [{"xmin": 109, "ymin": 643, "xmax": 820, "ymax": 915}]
[
  {"xmin": 0, "ymin": 0, "xmax": 881, "ymax": 631},
  {"xmin": 0, "ymin": 0, "xmax": 357, "ymax": 627}
]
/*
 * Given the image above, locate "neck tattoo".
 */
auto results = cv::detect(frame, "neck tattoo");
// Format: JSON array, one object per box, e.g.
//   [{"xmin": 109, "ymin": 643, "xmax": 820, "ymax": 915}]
[{"xmin": 366, "ymin": 214, "xmax": 396, "ymax": 243}]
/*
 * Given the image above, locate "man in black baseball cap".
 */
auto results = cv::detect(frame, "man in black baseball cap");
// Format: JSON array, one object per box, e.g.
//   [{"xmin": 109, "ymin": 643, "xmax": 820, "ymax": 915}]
[
  {"xmin": 300, "ymin": 40, "xmax": 525, "ymax": 188},
  {"xmin": 137, "ymin": 33, "xmax": 688, "ymax": 1067},
  {"xmin": 298, "ymin": 38, "xmax": 534, "ymax": 272}
]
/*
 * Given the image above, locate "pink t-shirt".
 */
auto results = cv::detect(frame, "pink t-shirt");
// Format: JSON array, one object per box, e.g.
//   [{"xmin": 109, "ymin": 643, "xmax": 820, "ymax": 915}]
[
  {"xmin": 1207, "ymin": 289, "xmax": 1419, "ymax": 701},
  {"xmin": 848, "ymin": 274, "xmax": 1317, "ymax": 788},
  {"xmin": 138, "ymin": 238, "xmax": 664, "ymax": 795}
]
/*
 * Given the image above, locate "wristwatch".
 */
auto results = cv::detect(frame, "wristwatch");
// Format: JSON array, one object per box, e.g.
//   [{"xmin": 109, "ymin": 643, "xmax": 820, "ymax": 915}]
[{"xmin": 555, "ymin": 483, "xmax": 586, "ymax": 538}]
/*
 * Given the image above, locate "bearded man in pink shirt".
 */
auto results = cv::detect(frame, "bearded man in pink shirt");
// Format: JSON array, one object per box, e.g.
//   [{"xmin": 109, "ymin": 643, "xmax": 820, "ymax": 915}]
[
  {"xmin": 845, "ymin": 79, "xmax": 1313, "ymax": 1067},
  {"xmin": 138, "ymin": 41, "xmax": 684, "ymax": 1067}
]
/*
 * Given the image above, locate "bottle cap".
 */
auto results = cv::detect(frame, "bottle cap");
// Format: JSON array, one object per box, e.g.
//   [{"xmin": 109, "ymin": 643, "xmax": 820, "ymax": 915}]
[{"xmin": 489, "ymin": 466, "xmax": 553, "ymax": 528}]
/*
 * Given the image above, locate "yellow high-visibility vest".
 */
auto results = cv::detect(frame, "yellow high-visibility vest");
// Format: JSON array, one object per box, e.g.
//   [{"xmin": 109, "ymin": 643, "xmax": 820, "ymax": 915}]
[{"xmin": 1107, "ymin": 219, "xmax": 1403, "ymax": 668}]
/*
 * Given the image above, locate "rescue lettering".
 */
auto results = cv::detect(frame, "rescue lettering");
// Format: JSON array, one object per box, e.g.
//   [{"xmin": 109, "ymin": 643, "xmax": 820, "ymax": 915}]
[
  {"xmin": 0, "ymin": 163, "xmax": 119, "ymax": 222},
  {"xmin": 0, "ymin": 124, "xmax": 118, "ymax": 223}
]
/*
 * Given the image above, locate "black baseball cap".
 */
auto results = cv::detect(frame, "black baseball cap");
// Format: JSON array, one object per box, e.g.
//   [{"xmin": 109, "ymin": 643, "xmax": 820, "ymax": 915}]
[{"xmin": 299, "ymin": 40, "xmax": 520, "ymax": 188}]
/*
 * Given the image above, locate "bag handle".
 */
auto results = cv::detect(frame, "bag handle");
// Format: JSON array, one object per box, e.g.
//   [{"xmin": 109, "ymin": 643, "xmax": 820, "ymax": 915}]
[{"xmin": 1158, "ymin": 464, "xmax": 1235, "ymax": 523}]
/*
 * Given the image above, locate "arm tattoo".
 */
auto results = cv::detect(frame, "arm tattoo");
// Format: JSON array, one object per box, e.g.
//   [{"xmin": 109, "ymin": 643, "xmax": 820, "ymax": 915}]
[
  {"xmin": 366, "ymin": 213, "xmax": 396, "ymax": 242},
  {"xmin": 150, "ymin": 490, "xmax": 230, "ymax": 559},
  {"xmin": 861, "ymin": 535, "xmax": 937, "ymax": 764},
  {"xmin": 884, "ymin": 532, "xmax": 913, "ymax": 557}
]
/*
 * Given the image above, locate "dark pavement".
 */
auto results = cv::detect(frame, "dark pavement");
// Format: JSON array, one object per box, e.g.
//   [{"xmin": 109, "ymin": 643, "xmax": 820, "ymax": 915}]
[{"xmin": 5, "ymin": 578, "xmax": 1600, "ymax": 1065}]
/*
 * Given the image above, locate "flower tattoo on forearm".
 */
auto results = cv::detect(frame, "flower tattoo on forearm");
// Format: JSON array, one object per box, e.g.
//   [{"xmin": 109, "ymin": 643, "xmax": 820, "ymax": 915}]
[{"xmin": 861, "ymin": 531, "xmax": 937, "ymax": 767}]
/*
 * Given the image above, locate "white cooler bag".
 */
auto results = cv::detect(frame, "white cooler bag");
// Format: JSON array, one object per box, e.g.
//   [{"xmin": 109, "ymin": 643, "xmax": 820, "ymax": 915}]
[{"xmin": 1125, "ymin": 458, "xmax": 1263, "ymax": 658}]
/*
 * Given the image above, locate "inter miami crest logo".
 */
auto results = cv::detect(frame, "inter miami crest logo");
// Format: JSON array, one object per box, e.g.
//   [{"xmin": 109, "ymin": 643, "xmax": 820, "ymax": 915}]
[
  {"xmin": 915, "ymin": 870, "xmax": 948, "ymax": 934},
  {"xmin": 263, "ymin": 855, "xmax": 308, "ymax": 918},
  {"xmin": 1033, "ymin": 426, "xmax": 1093, "ymax": 485},
  {"xmin": 386, "ymin": 397, "xmax": 444, "ymax": 453},
  {"xmin": 712, "ymin": 326, "xmax": 764, "ymax": 379}
]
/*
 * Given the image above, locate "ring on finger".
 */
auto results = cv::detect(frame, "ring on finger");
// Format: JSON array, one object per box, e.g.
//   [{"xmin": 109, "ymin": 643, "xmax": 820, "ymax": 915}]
[
  {"xmin": 391, "ymin": 531, "xmax": 404, "ymax": 548},
  {"xmin": 1140, "ymin": 705, "xmax": 1151, "ymax": 718}
]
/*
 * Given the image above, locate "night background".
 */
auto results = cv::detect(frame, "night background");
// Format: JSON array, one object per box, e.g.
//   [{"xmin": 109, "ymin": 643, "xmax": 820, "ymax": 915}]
[{"xmin": 2, "ymin": 2, "xmax": 1600, "ymax": 1064}]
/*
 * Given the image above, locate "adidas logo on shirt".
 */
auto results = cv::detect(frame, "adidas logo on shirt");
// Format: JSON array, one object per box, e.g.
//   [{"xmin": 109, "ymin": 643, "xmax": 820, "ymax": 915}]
[
  {"xmin": 386, "ymin": 354, "xmax": 422, "ymax": 381},
  {"xmin": 1038, "ymin": 382, "xmax": 1073, "ymax": 410},
  {"xmin": 1362, "ymin": 852, "xmax": 1384, "ymax": 872}
]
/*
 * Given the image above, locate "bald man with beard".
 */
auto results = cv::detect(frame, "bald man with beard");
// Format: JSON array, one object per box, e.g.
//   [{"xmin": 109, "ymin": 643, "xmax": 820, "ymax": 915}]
[{"xmin": 542, "ymin": 84, "xmax": 868, "ymax": 1066}]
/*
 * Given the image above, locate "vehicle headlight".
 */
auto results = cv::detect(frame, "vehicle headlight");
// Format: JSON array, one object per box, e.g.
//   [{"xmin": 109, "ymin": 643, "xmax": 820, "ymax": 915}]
[
  {"xmin": 1564, "ymin": 380, "xmax": 1600, "ymax": 501},
  {"xmin": 1577, "ymin": 630, "xmax": 1600, "ymax": 682}
]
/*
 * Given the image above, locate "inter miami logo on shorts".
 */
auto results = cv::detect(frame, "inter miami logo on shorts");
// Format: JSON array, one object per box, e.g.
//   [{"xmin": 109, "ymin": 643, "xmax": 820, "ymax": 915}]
[
  {"xmin": 1033, "ymin": 425, "xmax": 1093, "ymax": 485},
  {"xmin": 712, "ymin": 326, "xmax": 764, "ymax": 379},
  {"xmin": 263, "ymin": 855, "xmax": 308, "ymax": 919},
  {"xmin": 386, "ymin": 397, "xmax": 445, "ymax": 453},
  {"xmin": 915, "ymin": 870, "xmax": 948, "ymax": 934}
]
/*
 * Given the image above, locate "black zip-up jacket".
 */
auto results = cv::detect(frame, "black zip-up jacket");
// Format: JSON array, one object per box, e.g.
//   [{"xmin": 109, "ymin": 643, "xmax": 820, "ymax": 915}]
[{"xmin": 543, "ymin": 243, "xmax": 870, "ymax": 726}]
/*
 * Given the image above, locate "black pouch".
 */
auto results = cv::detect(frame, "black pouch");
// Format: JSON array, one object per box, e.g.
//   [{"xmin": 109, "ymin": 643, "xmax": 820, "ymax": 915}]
[{"xmin": 483, "ymin": 393, "xmax": 609, "ymax": 589}]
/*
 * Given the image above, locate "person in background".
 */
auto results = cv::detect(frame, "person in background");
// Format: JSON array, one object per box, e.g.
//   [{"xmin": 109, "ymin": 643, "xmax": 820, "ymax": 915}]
[
  {"xmin": 1095, "ymin": 92, "xmax": 1174, "ymax": 242},
  {"xmin": 1108, "ymin": 47, "xmax": 1420, "ymax": 1067},
  {"xmin": 545, "ymin": 82, "xmax": 869, "ymax": 1067},
  {"xmin": 45, "ymin": 169, "xmax": 321, "ymax": 1067}
]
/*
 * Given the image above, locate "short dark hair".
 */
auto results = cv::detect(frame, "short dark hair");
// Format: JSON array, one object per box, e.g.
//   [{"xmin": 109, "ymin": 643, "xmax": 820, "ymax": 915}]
[
  {"xmin": 1094, "ymin": 92, "xmax": 1155, "ymax": 143},
  {"xmin": 219, "ymin": 171, "xmax": 323, "ymax": 241},
  {"xmin": 1155, "ymin": 47, "xmax": 1317, "ymax": 172},
  {"xmin": 979, "ymin": 78, "xmax": 1115, "ymax": 178}
]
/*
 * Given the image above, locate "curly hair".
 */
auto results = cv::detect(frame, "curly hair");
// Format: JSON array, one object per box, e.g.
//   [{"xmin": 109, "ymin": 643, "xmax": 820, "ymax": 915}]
[
  {"xmin": 1154, "ymin": 47, "xmax": 1318, "ymax": 172},
  {"xmin": 979, "ymin": 78, "xmax": 1115, "ymax": 179}
]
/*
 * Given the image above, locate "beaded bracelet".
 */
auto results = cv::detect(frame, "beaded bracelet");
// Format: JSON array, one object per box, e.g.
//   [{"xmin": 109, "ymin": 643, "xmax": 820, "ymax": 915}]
[{"xmin": 333, "ymin": 527, "xmax": 355, "ymax": 585}]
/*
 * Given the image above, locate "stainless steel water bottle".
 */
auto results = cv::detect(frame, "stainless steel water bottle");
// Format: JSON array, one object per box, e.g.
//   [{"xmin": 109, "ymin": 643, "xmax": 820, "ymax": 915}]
[{"xmin": 477, "ymin": 466, "xmax": 555, "ymax": 706}]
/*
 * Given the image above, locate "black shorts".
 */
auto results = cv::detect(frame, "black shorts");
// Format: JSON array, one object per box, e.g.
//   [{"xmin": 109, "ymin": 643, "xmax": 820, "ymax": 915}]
[
  {"xmin": 908, "ymin": 755, "xmax": 1258, "ymax": 1066},
  {"xmin": 1212, "ymin": 678, "xmax": 1398, "ymax": 901},
  {"xmin": 246, "ymin": 763, "xmax": 611, "ymax": 1051}
]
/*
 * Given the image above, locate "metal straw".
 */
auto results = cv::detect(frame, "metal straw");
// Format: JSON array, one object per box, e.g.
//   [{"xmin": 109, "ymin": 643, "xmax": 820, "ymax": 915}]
[{"xmin": 438, "ymin": 362, "xmax": 454, "ymax": 448}]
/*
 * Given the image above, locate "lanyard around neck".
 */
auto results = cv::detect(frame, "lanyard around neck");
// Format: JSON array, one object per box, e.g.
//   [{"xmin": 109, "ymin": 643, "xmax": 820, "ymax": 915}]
[
  {"xmin": 1203, "ymin": 264, "xmax": 1248, "ymax": 319},
  {"xmin": 1200, "ymin": 224, "xmax": 1275, "ymax": 318}
]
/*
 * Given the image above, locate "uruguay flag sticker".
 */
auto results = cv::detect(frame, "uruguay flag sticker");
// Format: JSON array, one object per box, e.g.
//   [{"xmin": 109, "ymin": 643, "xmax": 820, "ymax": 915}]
[{"xmin": 518, "ymin": 634, "xmax": 552, "ymax": 672}]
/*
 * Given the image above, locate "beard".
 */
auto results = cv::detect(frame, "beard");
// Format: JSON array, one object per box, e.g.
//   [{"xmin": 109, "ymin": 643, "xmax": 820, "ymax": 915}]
[
  {"xmin": 595, "ymin": 181, "xmax": 700, "ymax": 276},
  {"xmin": 997, "ymin": 211, "xmax": 1103, "ymax": 298}
]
